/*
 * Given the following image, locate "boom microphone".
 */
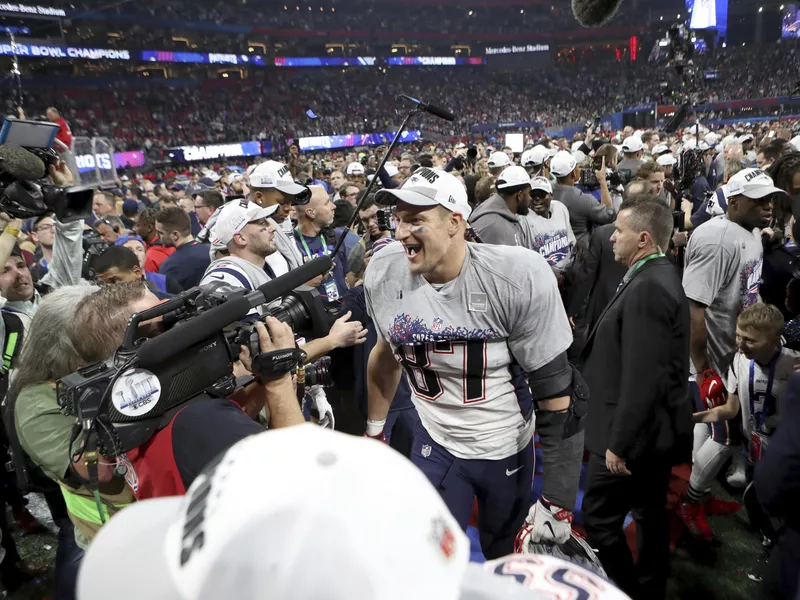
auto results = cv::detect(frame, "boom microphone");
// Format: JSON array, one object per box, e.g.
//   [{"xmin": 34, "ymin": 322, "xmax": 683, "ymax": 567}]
[
  {"xmin": 399, "ymin": 95, "xmax": 456, "ymax": 122},
  {"xmin": 0, "ymin": 145, "xmax": 46, "ymax": 180},
  {"xmin": 136, "ymin": 256, "xmax": 334, "ymax": 368},
  {"xmin": 571, "ymin": 0, "xmax": 623, "ymax": 27}
]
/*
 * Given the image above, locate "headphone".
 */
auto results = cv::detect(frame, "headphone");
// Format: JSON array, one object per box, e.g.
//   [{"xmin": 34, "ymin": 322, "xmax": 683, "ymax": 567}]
[{"xmin": 96, "ymin": 217, "xmax": 121, "ymax": 234}]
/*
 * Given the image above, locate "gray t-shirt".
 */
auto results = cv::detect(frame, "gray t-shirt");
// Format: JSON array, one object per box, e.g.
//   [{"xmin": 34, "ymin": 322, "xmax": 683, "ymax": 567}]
[
  {"xmin": 364, "ymin": 241, "xmax": 572, "ymax": 459},
  {"xmin": 524, "ymin": 200, "xmax": 576, "ymax": 271},
  {"xmin": 682, "ymin": 216, "xmax": 763, "ymax": 375}
]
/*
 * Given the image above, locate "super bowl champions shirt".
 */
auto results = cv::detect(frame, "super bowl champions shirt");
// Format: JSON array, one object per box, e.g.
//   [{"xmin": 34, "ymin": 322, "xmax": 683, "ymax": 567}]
[
  {"xmin": 525, "ymin": 200, "xmax": 576, "ymax": 271},
  {"xmin": 365, "ymin": 241, "xmax": 573, "ymax": 460}
]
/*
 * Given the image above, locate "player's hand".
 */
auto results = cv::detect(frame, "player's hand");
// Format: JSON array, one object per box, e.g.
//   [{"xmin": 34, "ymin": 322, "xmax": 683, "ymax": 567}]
[
  {"xmin": 605, "ymin": 449, "xmax": 631, "ymax": 475},
  {"xmin": 328, "ymin": 310, "xmax": 367, "ymax": 348},
  {"xmin": 364, "ymin": 418, "xmax": 387, "ymax": 442},
  {"xmin": 681, "ymin": 198, "xmax": 694, "ymax": 216},
  {"xmin": 699, "ymin": 369, "xmax": 726, "ymax": 409}
]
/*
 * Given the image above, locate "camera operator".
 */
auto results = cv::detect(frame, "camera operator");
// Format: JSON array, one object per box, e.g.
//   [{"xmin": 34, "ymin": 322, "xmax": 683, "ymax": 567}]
[
  {"xmin": 551, "ymin": 151, "xmax": 615, "ymax": 250},
  {"xmin": 346, "ymin": 197, "xmax": 392, "ymax": 286},
  {"xmin": 58, "ymin": 282, "xmax": 304, "ymax": 501},
  {"xmin": 9, "ymin": 285, "xmax": 135, "ymax": 599},
  {"xmin": 93, "ymin": 215, "xmax": 127, "ymax": 244}
]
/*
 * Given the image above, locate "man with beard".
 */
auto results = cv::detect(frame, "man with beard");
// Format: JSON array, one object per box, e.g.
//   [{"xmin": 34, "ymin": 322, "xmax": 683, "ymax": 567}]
[
  {"xmin": 525, "ymin": 176, "xmax": 576, "ymax": 278},
  {"xmin": 468, "ymin": 165, "xmax": 535, "ymax": 249},
  {"xmin": 155, "ymin": 206, "xmax": 210, "ymax": 290},
  {"xmin": 293, "ymin": 186, "xmax": 350, "ymax": 301}
]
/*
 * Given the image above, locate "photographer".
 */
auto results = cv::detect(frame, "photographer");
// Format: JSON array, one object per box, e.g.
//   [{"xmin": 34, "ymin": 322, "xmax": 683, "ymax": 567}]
[
  {"xmin": 346, "ymin": 197, "xmax": 392, "ymax": 286},
  {"xmin": 551, "ymin": 151, "xmax": 615, "ymax": 250}
]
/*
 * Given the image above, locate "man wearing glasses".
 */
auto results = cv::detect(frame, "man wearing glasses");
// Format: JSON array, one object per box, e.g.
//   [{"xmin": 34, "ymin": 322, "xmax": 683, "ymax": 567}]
[{"xmin": 29, "ymin": 215, "xmax": 56, "ymax": 281}]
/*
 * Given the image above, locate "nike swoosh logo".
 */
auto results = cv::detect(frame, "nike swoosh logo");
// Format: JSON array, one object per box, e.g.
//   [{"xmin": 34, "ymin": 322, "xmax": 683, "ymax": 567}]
[
  {"xmin": 506, "ymin": 466, "xmax": 524, "ymax": 476},
  {"xmin": 207, "ymin": 274, "xmax": 225, "ymax": 280}
]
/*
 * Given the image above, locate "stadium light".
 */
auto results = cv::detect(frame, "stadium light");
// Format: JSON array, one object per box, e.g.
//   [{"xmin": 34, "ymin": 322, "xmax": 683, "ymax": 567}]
[
  {"xmin": 660, "ymin": 16, "xmax": 663, "ymax": 20},
  {"xmin": 758, "ymin": 6, "xmax": 763, "ymax": 12},
  {"xmin": 780, "ymin": 4, "xmax": 785, "ymax": 8},
  {"xmin": 468, "ymin": 10, "xmax": 473, "ymax": 16},
  {"xmin": 520, "ymin": 9, "xmax": 524, "ymax": 13}
]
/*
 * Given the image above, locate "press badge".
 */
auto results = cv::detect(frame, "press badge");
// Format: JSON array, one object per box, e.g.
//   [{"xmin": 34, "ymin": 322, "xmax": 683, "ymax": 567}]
[{"xmin": 323, "ymin": 280, "xmax": 340, "ymax": 302}]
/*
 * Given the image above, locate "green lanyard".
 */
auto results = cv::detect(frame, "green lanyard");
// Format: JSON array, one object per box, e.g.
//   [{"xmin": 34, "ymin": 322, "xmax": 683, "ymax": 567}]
[
  {"xmin": 294, "ymin": 229, "xmax": 330, "ymax": 260},
  {"xmin": 625, "ymin": 252, "xmax": 664, "ymax": 282}
]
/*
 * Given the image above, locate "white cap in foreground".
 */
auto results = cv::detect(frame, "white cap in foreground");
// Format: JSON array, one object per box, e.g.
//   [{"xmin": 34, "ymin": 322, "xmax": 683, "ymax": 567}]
[
  {"xmin": 376, "ymin": 167, "xmax": 472, "ymax": 220},
  {"xmin": 249, "ymin": 160, "xmax": 308, "ymax": 196},
  {"xmin": 79, "ymin": 426, "xmax": 476, "ymax": 600},
  {"xmin": 210, "ymin": 199, "xmax": 278, "ymax": 245},
  {"xmin": 724, "ymin": 168, "xmax": 786, "ymax": 200}
]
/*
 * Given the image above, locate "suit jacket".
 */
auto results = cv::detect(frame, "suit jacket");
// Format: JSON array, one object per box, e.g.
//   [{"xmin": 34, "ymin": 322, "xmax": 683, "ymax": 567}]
[
  {"xmin": 568, "ymin": 223, "xmax": 627, "ymax": 330},
  {"xmin": 581, "ymin": 255, "xmax": 693, "ymax": 466}
]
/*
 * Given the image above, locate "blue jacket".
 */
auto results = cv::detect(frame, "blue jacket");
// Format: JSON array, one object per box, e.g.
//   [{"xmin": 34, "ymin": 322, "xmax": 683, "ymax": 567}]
[{"xmin": 158, "ymin": 240, "xmax": 210, "ymax": 290}]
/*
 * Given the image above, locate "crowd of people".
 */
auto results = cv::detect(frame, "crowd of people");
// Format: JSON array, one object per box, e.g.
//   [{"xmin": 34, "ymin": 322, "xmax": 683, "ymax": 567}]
[
  {"xmin": 11, "ymin": 40, "xmax": 800, "ymax": 154},
  {"xmin": 0, "ymin": 109, "xmax": 798, "ymax": 600}
]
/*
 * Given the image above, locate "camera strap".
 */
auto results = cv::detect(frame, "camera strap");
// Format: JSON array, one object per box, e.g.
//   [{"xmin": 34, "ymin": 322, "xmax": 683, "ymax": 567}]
[{"xmin": 251, "ymin": 348, "xmax": 305, "ymax": 381}]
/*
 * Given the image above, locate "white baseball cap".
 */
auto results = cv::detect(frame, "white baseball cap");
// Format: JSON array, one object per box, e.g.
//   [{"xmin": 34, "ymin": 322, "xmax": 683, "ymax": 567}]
[
  {"xmin": 570, "ymin": 140, "xmax": 584, "ymax": 153},
  {"xmin": 530, "ymin": 176, "xmax": 553, "ymax": 194},
  {"xmin": 249, "ymin": 160, "xmax": 308, "ymax": 196},
  {"xmin": 210, "ymin": 199, "xmax": 278, "ymax": 245},
  {"xmin": 76, "ymin": 426, "xmax": 525, "ymax": 600},
  {"xmin": 384, "ymin": 163, "xmax": 399, "ymax": 178},
  {"xmin": 724, "ymin": 168, "xmax": 786, "ymax": 200},
  {"xmin": 621, "ymin": 136, "xmax": 644, "ymax": 153},
  {"xmin": 790, "ymin": 135, "xmax": 800, "ymax": 152},
  {"xmin": 704, "ymin": 132, "xmax": 721, "ymax": 146},
  {"xmin": 521, "ymin": 146, "xmax": 550, "ymax": 168},
  {"xmin": 487, "ymin": 151, "xmax": 511, "ymax": 169},
  {"xmin": 656, "ymin": 154, "xmax": 677, "ymax": 167},
  {"xmin": 651, "ymin": 143, "xmax": 669, "ymax": 156},
  {"xmin": 496, "ymin": 166, "xmax": 531, "ymax": 189},
  {"xmin": 738, "ymin": 133, "xmax": 755, "ymax": 144},
  {"xmin": 549, "ymin": 150, "xmax": 577, "ymax": 178},
  {"xmin": 346, "ymin": 161, "xmax": 365, "ymax": 176},
  {"xmin": 375, "ymin": 167, "xmax": 472, "ymax": 220}
]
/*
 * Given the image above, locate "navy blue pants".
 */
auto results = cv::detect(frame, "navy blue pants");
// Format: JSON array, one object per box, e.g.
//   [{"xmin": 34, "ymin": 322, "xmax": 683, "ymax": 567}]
[{"xmin": 411, "ymin": 420, "xmax": 534, "ymax": 559}]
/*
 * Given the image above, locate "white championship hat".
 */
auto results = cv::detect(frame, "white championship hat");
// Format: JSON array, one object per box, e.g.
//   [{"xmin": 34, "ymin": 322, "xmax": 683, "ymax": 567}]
[
  {"xmin": 496, "ymin": 166, "xmax": 531, "ymax": 189},
  {"xmin": 724, "ymin": 168, "xmax": 786, "ymax": 200},
  {"xmin": 621, "ymin": 136, "xmax": 644, "ymax": 153},
  {"xmin": 487, "ymin": 151, "xmax": 511, "ymax": 169},
  {"xmin": 77, "ymin": 426, "xmax": 550, "ymax": 600},
  {"xmin": 549, "ymin": 151, "xmax": 577, "ymax": 178},
  {"xmin": 375, "ymin": 167, "xmax": 472, "ymax": 220},
  {"xmin": 210, "ymin": 199, "xmax": 278, "ymax": 245},
  {"xmin": 346, "ymin": 161, "xmax": 366, "ymax": 176},
  {"xmin": 530, "ymin": 176, "xmax": 553, "ymax": 194},
  {"xmin": 248, "ymin": 160, "xmax": 308, "ymax": 196}
]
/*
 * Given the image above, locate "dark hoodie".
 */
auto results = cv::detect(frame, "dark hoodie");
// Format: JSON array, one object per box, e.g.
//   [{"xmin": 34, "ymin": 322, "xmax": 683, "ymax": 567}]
[{"xmin": 468, "ymin": 194, "xmax": 533, "ymax": 249}]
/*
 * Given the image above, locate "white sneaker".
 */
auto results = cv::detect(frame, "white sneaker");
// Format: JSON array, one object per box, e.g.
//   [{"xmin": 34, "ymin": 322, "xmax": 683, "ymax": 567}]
[{"xmin": 727, "ymin": 452, "xmax": 747, "ymax": 489}]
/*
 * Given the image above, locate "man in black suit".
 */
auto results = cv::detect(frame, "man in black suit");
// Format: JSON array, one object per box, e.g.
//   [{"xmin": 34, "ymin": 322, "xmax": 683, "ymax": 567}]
[
  {"xmin": 581, "ymin": 195, "xmax": 693, "ymax": 600},
  {"xmin": 568, "ymin": 180, "xmax": 652, "ymax": 359}
]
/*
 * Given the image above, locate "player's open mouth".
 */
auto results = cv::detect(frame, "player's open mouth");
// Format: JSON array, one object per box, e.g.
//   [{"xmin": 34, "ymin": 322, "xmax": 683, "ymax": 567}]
[{"xmin": 404, "ymin": 244, "xmax": 421, "ymax": 259}]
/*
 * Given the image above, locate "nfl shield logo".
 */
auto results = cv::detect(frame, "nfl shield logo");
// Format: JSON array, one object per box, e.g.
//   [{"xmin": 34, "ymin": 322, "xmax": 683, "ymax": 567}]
[
  {"xmin": 432, "ymin": 317, "xmax": 443, "ymax": 332},
  {"xmin": 422, "ymin": 444, "xmax": 432, "ymax": 458}
]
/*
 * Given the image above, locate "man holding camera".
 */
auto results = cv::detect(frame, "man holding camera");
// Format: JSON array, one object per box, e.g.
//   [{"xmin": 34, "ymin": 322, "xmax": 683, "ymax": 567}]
[{"xmin": 551, "ymin": 151, "xmax": 615, "ymax": 250}]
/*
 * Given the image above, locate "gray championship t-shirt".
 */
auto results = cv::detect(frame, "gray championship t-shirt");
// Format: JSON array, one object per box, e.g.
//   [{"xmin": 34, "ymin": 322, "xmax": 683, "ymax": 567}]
[
  {"xmin": 524, "ymin": 200, "xmax": 576, "ymax": 272},
  {"xmin": 682, "ymin": 216, "xmax": 763, "ymax": 376},
  {"xmin": 364, "ymin": 241, "xmax": 572, "ymax": 460}
]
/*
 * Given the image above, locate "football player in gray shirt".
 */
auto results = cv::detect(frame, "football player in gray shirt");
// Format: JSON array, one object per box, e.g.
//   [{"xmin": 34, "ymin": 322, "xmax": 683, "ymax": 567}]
[
  {"xmin": 363, "ymin": 167, "xmax": 586, "ymax": 559},
  {"xmin": 679, "ymin": 167, "xmax": 782, "ymax": 540}
]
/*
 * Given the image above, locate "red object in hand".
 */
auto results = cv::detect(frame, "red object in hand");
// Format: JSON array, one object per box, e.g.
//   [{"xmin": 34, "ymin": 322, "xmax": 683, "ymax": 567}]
[
  {"xmin": 699, "ymin": 369, "xmax": 726, "ymax": 409},
  {"xmin": 364, "ymin": 431, "xmax": 387, "ymax": 443}
]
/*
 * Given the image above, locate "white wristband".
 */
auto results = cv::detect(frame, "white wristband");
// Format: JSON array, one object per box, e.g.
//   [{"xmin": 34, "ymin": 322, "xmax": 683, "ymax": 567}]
[{"xmin": 365, "ymin": 419, "xmax": 386, "ymax": 437}]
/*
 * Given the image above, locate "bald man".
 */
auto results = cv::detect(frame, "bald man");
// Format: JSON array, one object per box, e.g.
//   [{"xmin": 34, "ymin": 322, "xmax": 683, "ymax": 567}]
[{"xmin": 292, "ymin": 185, "xmax": 352, "ymax": 301}]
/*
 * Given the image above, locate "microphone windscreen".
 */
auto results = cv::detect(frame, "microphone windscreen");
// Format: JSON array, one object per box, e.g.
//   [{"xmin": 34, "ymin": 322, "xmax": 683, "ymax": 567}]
[
  {"xmin": 571, "ymin": 0, "xmax": 623, "ymax": 27},
  {"xmin": 426, "ymin": 104, "xmax": 456, "ymax": 122},
  {"xmin": 0, "ymin": 145, "xmax": 46, "ymax": 180}
]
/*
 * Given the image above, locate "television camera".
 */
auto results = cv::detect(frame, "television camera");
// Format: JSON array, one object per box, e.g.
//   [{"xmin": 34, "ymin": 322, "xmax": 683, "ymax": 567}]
[{"xmin": 56, "ymin": 257, "xmax": 335, "ymax": 466}]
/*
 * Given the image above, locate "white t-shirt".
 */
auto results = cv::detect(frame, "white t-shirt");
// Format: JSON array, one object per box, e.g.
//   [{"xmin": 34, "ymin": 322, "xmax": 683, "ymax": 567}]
[
  {"xmin": 727, "ymin": 346, "xmax": 800, "ymax": 438},
  {"xmin": 524, "ymin": 200, "xmax": 576, "ymax": 271}
]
